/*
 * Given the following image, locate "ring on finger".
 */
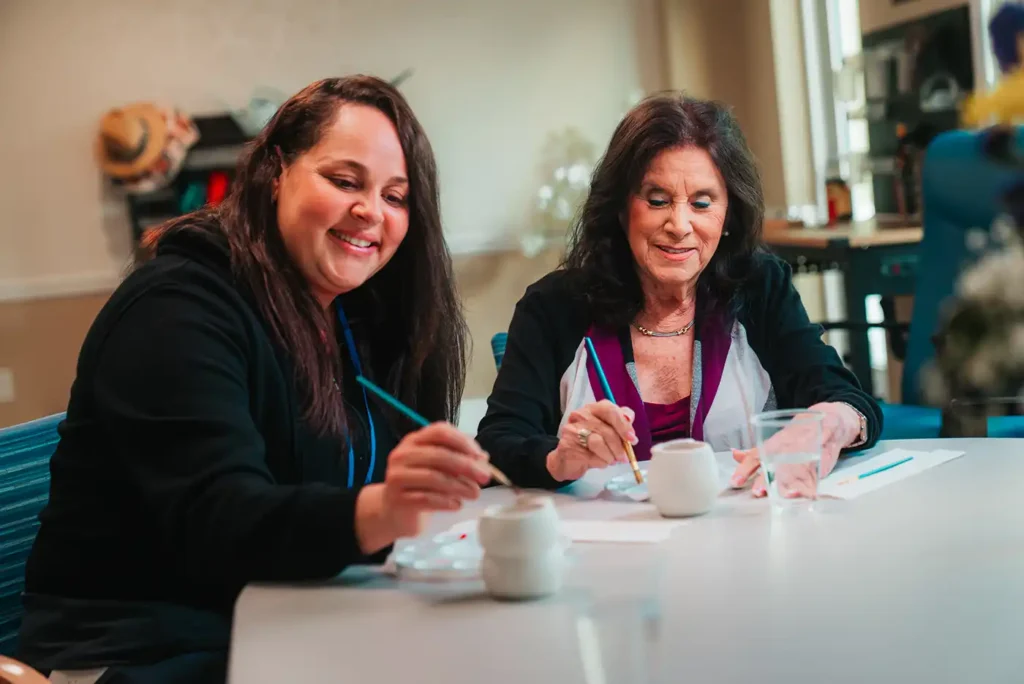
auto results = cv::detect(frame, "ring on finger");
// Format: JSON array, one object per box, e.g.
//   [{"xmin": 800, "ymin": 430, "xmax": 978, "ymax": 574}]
[{"xmin": 577, "ymin": 427, "xmax": 592, "ymax": 450}]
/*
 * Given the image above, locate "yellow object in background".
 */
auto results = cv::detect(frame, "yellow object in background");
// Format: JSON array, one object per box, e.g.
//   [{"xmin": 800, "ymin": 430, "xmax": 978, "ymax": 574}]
[{"xmin": 961, "ymin": 34, "xmax": 1024, "ymax": 127}]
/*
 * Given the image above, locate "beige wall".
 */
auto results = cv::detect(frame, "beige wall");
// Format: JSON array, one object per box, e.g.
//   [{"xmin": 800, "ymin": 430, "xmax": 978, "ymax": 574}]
[
  {"xmin": 0, "ymin": 293, "xmax": 109, "ymax": 427},
  {"xmin": 859, "ymin": 0, "xmax": 968, "ymax": 34},
  {"xmin": 0, "ymin": 0, "xmax": 666, "ymax": 295},
  {"xmin": 661, "ymin": 0, "xmax": 789, "ymax": 212}
]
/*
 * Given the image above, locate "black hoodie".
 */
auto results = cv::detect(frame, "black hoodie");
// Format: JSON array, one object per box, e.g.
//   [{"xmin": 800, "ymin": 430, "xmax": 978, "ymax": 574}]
[{"xmin": 18, "ymin": 222, "xmax": 396, "ymax": 674}]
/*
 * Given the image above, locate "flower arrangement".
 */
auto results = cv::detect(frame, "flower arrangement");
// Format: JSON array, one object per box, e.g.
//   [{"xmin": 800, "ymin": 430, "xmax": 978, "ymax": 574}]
[
  {"xmin": 521, "ymin": 127, "xmax": 597, "ymax": 257},
  {"xmin": 922, "ymin": 215, "xmax": 1024, "ymax": 411}
]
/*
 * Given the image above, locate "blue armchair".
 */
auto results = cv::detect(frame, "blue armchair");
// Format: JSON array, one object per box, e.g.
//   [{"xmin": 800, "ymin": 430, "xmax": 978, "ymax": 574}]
[
  {"xmin": 0, "ymin": 414, "xmax": 61, "ymax": 656},
  {"xmin": 491, "ymin": 332, "xmax": 507, "ymax": 370}
]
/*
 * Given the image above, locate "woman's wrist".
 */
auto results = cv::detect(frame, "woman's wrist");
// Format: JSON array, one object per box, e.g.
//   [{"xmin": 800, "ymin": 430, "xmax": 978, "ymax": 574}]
[
  {"xmin": 354, "ymin": 484, "xmax": 396, "ymax": 555},
  {"xmin": 815, "ymin": 401, "xmax": 865, "ymax": 448}
]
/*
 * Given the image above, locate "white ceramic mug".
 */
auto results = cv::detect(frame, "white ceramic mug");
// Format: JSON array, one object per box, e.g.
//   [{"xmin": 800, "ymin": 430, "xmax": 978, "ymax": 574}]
[
  {"xmin": 478, "ymin": 495, "xmax": 566, "ymax": 599},
  {"xmin": 647, "ymin": 438, "xmax": 720, "ymax": 517},
  {"xmin": 480, "ymin": 546, "xmax": 567, "ymax": 599},
  {"xmin": 478, "ymin": 495, "xmax": 562, "ymax": 557}
]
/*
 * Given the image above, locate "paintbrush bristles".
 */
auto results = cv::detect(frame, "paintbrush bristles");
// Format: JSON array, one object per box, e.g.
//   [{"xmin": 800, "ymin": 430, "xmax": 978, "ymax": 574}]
[
  {"xmin": 625, "ymin": 443, "xmax": 644, "ymax": 483},
  {"xmin": 487, "ymin": 463, "xmax": 515, "ymax": 489}
]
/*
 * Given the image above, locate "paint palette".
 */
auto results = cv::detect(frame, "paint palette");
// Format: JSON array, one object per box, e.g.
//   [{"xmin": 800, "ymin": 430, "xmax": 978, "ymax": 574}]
[
  {"xmin": 393, "ymin": 528, "xmax": 483, "ymax": 581},
  {"xmin": 604, "ymin": 469, "xmax": 651, "ymax": 501}
]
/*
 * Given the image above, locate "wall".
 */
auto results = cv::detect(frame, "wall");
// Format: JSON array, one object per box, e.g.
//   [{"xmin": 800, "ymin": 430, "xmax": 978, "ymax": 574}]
[
  {"xmin": 0, "ymin": 0, "xmax": 666, "ymax": 297},
  {"xmin": 661, "ymin": 0, "xmax": 789, "ymax": 213},
  {"xmin": 859, "ymin": 0, "xmax": 968, "ymax": 34}
]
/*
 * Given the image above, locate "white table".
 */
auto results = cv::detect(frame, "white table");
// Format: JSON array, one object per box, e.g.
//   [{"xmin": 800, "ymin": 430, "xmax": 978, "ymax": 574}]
[{"xmin": 228, "ymin": 439, "xmax": 1024, "ymax": 683}]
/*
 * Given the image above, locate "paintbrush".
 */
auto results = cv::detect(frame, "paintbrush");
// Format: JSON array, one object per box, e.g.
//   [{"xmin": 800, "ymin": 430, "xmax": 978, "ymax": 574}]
[
  {"xmin": 355, "ymin": 375, "xmax": 517, "ymax": 490},
  {"xmin": 583, "ymin": 337, "xmax": 644, "ymax": 484}
]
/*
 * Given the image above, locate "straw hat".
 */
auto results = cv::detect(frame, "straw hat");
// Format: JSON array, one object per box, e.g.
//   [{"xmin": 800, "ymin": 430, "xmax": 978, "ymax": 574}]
[{"xmin": 95, "ymin": 103, "xmax": 199, "ymax": 194}]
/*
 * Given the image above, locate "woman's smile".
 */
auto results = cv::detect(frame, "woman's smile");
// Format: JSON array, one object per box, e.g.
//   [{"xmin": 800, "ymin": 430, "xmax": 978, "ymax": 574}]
[
  {"xmin": 327, "ymin": 228, "xmax": 380, "ymax": 256},
  {"xmin": 654, "ymin": 244, "xmax": 698, "ymax": 261}
]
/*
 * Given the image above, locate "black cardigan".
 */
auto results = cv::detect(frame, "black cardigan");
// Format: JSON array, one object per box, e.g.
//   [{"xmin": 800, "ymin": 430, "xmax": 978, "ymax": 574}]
[
  {"xmin": 477, "ymin": 254, "xmax": 883, "ymax": 490},
  {"xmin": 19, "ymin": 228, "xmax": 396, "ymax": 672}
]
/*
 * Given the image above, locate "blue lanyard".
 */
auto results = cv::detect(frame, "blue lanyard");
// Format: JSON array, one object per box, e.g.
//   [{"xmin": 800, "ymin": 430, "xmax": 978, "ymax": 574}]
[{"xmin": 336, "ymin": 304, "xmax": 377, "ymax": 489}]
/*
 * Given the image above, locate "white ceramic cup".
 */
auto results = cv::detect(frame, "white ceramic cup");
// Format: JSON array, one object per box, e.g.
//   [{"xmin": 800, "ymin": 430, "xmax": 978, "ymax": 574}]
[
  {"xmin": 647, "ymin": 438, "xmax": 720, "ymax": 517},
  {"xmin": 481, "ymin": 546, "xmax": 567, "ymax": 599},
  {"xmin": 478, "ymin": 495, "xmax": 562, "ymax": 557},
  {"xmin": 478, "ymin": 495, "xmax": 566, "ymax": 599}
]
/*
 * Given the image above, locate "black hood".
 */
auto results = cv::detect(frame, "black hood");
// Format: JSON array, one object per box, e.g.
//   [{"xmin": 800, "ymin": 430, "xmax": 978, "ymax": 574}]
[{"xmin": 153, "ymin": 216, "xmax": 233, "ymax": 278}]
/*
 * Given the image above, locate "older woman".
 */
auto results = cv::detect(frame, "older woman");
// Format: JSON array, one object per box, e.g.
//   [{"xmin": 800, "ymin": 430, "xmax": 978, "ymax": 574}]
[
  {"xmin": 20, "ymin": 76, "xmax": 488, "ymax": 683},
  {"xmin": 478, "ymin": 93, "xmax": 881, "ymax": 493}
]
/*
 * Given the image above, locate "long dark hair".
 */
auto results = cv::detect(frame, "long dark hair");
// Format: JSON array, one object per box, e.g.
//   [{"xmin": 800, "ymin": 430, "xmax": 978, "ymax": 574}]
[
  {"xmin": 151, "ymin": 76, "xmax": 468, "ymax": 436},
  {"xmin": 562, "ymin": 92, "xmax": 765, "ymax": 327}
]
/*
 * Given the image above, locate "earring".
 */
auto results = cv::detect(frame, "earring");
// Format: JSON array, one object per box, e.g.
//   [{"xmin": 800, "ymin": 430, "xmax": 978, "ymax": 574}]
[{"xmin": 723, "ymin": 230, "xmax": 730, "ymax": 236}]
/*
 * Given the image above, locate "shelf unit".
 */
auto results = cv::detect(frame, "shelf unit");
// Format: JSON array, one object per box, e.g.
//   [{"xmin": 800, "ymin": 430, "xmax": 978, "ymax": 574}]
[
  {"xmin": 860, "ymin": 5, "xmax": 974, "ymax": 217},
  {"xmin": 125, "ymin": 114, "xmax": 252, "ymax": 249}
]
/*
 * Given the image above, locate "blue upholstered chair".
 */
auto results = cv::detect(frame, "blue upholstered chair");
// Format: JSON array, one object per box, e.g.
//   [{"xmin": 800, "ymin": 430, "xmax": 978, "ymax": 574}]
[
  {"xmin": 491, "ymin": 332, "xmax": 507, "ymax": 370},
  {"xmin": 880, "ymin": 127, "xmax": 1024, "ymax": 439},
  {"xmin": 0, "ymin": 414, "xmax": 61, "ymax": 656}
]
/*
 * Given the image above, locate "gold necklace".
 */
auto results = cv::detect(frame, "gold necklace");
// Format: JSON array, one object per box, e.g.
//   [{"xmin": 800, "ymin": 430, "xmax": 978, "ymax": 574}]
[{"xmin": 633, "ymin": 319, "xmax": 695, "ymax": 337}]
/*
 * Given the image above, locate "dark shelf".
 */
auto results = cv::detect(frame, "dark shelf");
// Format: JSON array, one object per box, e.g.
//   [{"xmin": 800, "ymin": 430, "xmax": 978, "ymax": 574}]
[
  {"xmin": 192, "ymin": 114, "xmax": 250, "ymax": 150},
  {"xmin": 124, "ymin": 113, "xmax": 252, "ymax": 243},
  {"xmin": 860, "ymin": 5, "xmax": 973, "ymax": 215}
]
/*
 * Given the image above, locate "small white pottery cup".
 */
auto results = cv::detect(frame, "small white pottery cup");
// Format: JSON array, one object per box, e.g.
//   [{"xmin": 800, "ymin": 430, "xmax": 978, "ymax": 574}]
[
  {"xmin": 478, "ymin": 495, "xmax": 566, "ymax": 599},
  {"xmin": 647, "ymin": 438, "xmax": 720, "ymax": 517},
  {"xmin": 481, "ymin": 546, "xmax": 566, "ymax": 600}
]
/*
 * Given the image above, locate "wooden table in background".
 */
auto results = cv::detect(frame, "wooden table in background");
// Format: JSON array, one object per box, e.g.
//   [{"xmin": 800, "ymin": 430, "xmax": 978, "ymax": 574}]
[{"xmin": 763, "ymin": 219, "xmax": 923, "ymax": 397}]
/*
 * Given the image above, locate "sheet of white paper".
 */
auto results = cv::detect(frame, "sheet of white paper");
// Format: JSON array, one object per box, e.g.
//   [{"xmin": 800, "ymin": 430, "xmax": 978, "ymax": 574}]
[
  {"xmin": 818, "ymin": 448, "xmax": 964, "ymax": 499},
  {"xmin": 446, "ymin": 518, "xmax": 685, "ymax": 544}
]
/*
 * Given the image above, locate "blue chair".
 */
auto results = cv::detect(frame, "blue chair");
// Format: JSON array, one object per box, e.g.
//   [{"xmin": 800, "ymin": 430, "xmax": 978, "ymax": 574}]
[
  {"xmin": 880, "ymin": 127, "xmax": 1024, "ymax": 439},
  {"xmin": 0, "ymin": 413, "xmax": 61, "ymax": 656},
  {"xmin": 491, "ymin": 332, "xmax": 507, "ymax": 370}
]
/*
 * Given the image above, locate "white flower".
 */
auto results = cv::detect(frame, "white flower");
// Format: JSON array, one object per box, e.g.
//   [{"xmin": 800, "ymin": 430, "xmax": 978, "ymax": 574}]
[
  {"xmin": 555, "ymin": 197, "xmax": 572, "ymax": 221},
  {"xmin": 965, "ymin": 352, "xmax": 997, "ymax": 390},
  {"xmin": 554, "ymin": 167, "xmax": 567, "ymax": 182},
  {"xmin": 992, "ymin": 215, "xmax": 1018, "ymax": 246},
  {"xmin": 567, "ymin": 163, "xmax": 590, "ymax": 189},
  {"xmin": 965, "ymin": 228, "xmax": 988, "ymax": 253}
]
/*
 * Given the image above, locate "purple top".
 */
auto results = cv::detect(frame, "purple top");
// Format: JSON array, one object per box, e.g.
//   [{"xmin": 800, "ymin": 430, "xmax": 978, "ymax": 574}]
[
  {"xmin": 584, "ymin": 308, "xmax": 732, "ymax": 462},
  {"xmin": 644, "ymin": 396, "xmax": 691, "ymax": 446}
]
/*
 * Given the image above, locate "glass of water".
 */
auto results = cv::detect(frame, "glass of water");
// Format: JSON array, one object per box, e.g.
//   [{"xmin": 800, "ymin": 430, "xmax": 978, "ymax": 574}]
[
  {"xmin": 751, "ymin": 409, "xmax": 825, "ymax": 507},
  {"xmin": 564, "ymin": 544, "xmax": 668, "ymax": 683}
]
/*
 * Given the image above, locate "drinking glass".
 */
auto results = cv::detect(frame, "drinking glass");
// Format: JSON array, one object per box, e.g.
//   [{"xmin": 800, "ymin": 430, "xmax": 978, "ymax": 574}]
[
  {"xmin": 751, "ymin": 409, "xmax": 825, "ymax": 508},
  {"xmin": 564, "ymin": 544, "xmax": 667, "ymax": 683}
]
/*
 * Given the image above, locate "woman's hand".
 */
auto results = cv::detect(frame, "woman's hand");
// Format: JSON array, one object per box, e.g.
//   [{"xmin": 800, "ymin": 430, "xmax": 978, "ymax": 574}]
[
  {"xmin": 730, "ymin": 402, "xmax": 863, "ymax": 498},
  {"xmin": 355, "ymin": 423, "xmax": 491, "ymax": 553},
  {"xmin": 546, "ymin": 400, "xmax": 637, "ymax": 482}
]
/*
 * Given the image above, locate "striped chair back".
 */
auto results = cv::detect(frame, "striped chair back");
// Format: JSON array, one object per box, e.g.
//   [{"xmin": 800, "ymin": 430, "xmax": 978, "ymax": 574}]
[
  {"xmin": 490, "ymin": 332, "xmax": 508, "ymax": 370},
  {"xmin": 0, "ymin": 414, "xmax": 61, "ymax": 656}
]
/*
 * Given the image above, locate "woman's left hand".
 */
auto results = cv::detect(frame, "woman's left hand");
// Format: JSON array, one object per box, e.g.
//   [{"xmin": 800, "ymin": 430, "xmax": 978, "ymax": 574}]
[{"xmin": 729, "ymin": 402, "xmax": 863, "ymax": 498}]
